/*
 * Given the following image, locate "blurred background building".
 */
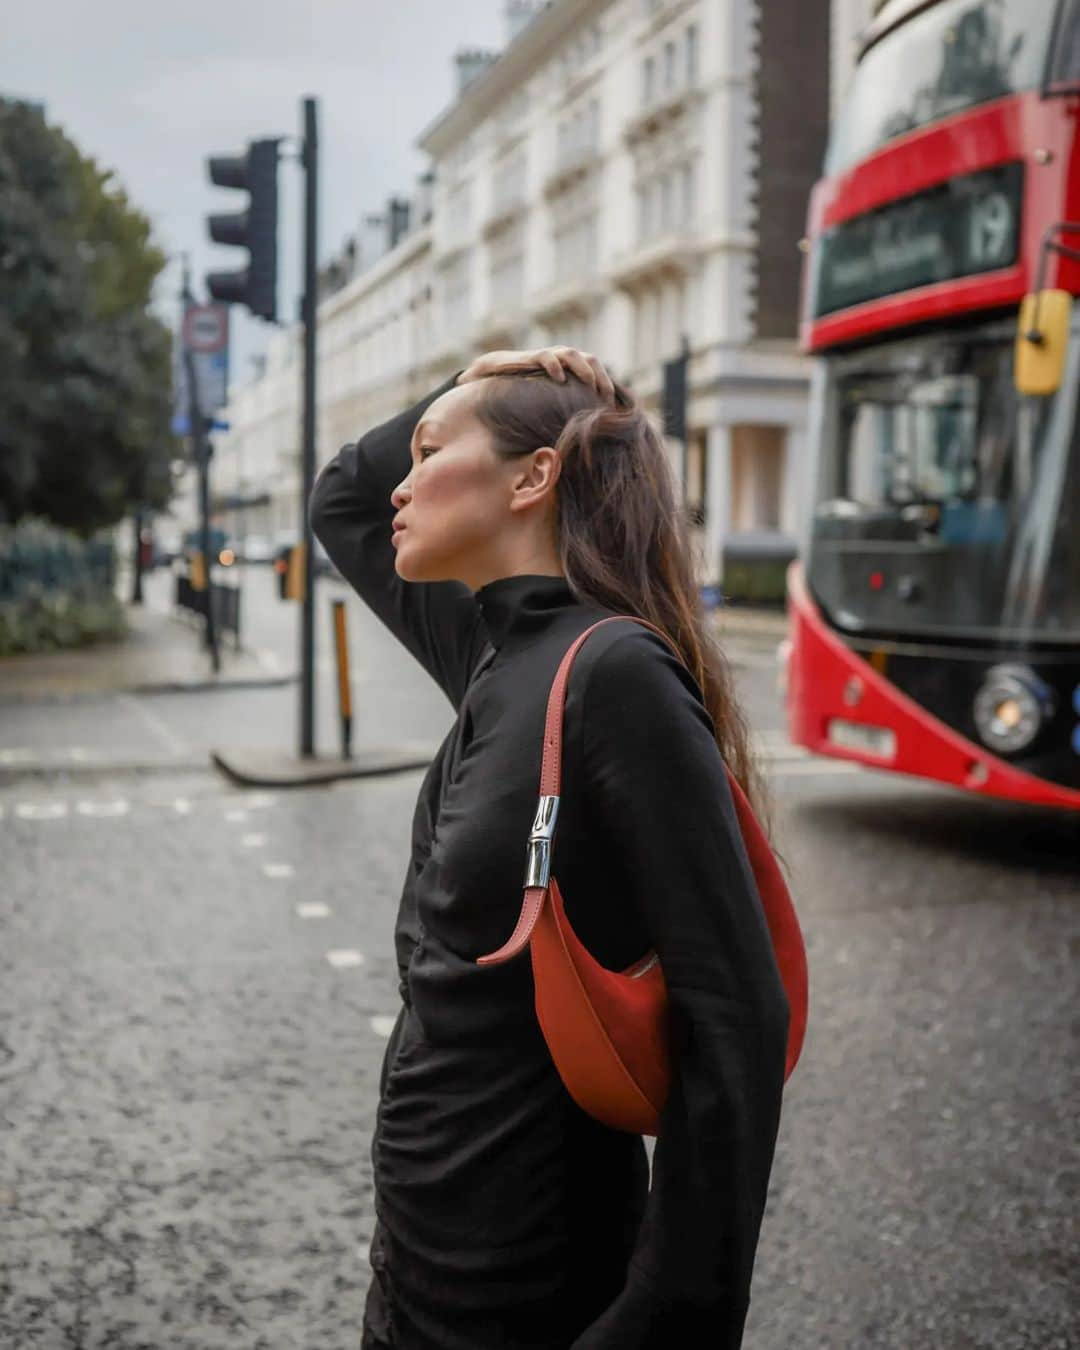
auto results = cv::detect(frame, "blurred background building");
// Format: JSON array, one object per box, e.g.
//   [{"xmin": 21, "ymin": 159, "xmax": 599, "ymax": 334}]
[{"xmin": 208, "ymin": 0, "xmax": 835, "ymax": 590}]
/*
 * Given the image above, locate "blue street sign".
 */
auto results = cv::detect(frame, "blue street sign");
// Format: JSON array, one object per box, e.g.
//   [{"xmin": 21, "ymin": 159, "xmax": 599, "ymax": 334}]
[{"xmin": 171, "ymin": 415, "xmax": 190, "ymax": 436}]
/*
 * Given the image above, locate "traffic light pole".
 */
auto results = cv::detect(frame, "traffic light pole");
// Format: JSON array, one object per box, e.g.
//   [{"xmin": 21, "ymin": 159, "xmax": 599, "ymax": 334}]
[
  {"xmin": 185, "ymin": 346, "xmax": 221, "ymax": 674},
  {"xmin": 299, "ymin": 96, "xmax": 319, "ymax": 758}
]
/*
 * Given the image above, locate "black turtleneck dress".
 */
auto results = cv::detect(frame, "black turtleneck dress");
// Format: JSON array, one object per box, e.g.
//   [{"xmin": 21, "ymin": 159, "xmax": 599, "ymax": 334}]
[{"xmin": 309, "ymin": 378, "xmax": 789, "ymax": 1350}]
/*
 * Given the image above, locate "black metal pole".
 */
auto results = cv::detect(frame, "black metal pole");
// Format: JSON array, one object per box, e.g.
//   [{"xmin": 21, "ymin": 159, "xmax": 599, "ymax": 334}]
[
  {"xmin": 299, "ymin": 95, "xmax": 319, "ymax": 758},
  {"xmin": 131, "ymin": 507, "xmax": 145, "ymax": 604},
  {"xmin": 183, "ymin": 287, "xmax": 220, "ymax": 674}
]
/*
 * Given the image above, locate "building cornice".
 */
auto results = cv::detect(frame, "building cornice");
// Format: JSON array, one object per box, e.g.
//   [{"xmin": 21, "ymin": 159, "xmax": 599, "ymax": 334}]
[
  {"xmin": 622, "ymin": 83, "xmax": 705, "ymax": 148},
  {"xmin": 319, "ymin": 224, "xmax": 433, "ymax": 322},
  {"xmin": 418, "ymin": 0, "xmax": 614, "ymax": 156}
]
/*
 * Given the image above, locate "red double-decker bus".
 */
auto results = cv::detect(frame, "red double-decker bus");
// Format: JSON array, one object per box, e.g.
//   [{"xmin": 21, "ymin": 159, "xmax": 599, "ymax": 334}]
[{"xmin": 786, "ymin": 0, "xmax": 1080, "ymax": 810}]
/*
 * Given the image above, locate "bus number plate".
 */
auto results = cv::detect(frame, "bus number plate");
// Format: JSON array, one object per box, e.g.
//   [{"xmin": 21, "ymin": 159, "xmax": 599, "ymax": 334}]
[{"xmin": 826, "ymin": 719, "xmax": 897, "ymax": 760}]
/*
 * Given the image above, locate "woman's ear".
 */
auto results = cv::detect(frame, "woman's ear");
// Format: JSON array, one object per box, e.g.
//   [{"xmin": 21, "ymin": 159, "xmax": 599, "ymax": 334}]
[{"xmin": 509, "ymin": 446, "xmax": 561, "ymax": 513}]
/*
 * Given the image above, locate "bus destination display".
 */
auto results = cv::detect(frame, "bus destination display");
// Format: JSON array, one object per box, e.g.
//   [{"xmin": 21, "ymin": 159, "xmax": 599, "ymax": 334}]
[{"xmin": 812, "ymin": 162, "xmax": 1023, "ymax": 318}]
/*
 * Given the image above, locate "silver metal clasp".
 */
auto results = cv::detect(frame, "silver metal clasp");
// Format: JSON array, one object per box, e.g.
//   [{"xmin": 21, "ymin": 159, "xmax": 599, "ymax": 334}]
[{"xmin": 524, "ymin": 794, "xmax": 560, "ymax": 889}]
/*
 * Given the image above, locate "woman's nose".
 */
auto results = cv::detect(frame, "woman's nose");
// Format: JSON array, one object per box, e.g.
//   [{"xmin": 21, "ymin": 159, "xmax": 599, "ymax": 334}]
[{"xmin": 391, "ymin": 479, "xmax": 411, "ymax": 510}]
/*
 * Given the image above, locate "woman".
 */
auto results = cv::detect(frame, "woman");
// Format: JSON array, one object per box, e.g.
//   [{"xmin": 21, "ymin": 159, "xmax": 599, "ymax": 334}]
[{"xmin": 309, "ymin": 346, "xmax": 789, "ymax": 1350}]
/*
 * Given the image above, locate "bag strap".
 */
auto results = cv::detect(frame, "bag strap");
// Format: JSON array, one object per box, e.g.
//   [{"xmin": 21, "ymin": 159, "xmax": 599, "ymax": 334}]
[{"xmin": 477, "ymin": 616, "xmax": 683, "ymax": 967}]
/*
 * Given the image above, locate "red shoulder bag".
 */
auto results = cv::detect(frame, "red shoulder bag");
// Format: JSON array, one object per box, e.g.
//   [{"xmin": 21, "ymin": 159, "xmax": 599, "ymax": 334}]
[{"xmin": 476, "ymin": 616, "xmax": 809, "ymax": 1136}]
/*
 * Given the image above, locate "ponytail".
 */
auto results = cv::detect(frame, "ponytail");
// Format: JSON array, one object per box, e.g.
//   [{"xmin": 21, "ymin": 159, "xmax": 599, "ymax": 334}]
[{"xmin": 474, "ymin": 372, "xmax": 765, "ymax": 821}]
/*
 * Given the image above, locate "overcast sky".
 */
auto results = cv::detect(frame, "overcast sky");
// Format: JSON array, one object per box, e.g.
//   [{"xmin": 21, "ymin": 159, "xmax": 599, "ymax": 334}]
[{"xmin": 2, "ymin": 0, "xmax": 507, "ymax": 377}]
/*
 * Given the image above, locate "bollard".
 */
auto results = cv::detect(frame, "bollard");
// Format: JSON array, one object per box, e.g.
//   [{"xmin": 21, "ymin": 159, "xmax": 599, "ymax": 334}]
[
  {"xmin": 189, "ymin": 551, "xmax": 208, "ymax": 592},
  {"xmin": 332, "ymin": 598, "xmax": 353, "ymax": 759}
]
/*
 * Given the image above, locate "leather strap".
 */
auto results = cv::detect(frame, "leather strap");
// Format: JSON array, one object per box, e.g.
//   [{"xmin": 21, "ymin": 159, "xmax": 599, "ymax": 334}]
[{"xmin": 476, "ymin": 616, "xmax": 684, "ymax": 968}]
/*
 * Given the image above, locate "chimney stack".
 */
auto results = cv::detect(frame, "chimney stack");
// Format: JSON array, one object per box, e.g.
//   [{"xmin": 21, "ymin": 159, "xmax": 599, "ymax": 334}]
[
  {"xmin": 506, "ymin": 0, "xmax": 544, "ymax": 42},
  {"xmin": 455, "ymin": 49, "xmax": 498, "ymax": 94}
]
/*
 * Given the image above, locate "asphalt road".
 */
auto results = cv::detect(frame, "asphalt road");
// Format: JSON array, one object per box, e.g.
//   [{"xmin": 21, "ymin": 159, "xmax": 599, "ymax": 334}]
[{"xmin": 1, "ymin": 573, "xmax": 1077, "ymax": 1349}]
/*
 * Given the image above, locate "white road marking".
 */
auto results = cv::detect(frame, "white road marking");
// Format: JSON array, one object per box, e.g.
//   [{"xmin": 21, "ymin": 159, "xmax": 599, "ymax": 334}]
[
  {"xmin": 224, "ymin": 809, "xmax": 249, "ymax": 823},
  {"xmin": 369, "ymin": 1015, "xmax": 397, "ymax": 1038},
  {"xmin": 241, "ymin": 832, "xmax": 267, "ymax": 848},
  {"xmin": 75, "ymin": 800, "xmax": 130, "ymax": 818},
  {"xmin": 119, "ymin": 694, "xmax": 189, "ymax": 757},
  {"xmin": 246, "ymin": 792, "xmax": 277, "ymax": 810},
  {"xmin": 0, "ymin": 749, "xmax": 35, "ymax": 765},
  {"xmin": 68, "ymin": 747, "xmax": 96, "ymax": 762},
  {"xmin": 262, "ymin": 862, "xmax": 295, "ymax": 880},
  {"xmin": 15, "ymin": 801, "xmax": 69, "ymax": 820},
  {"xmin": 326, "ymin": 949, "xmax": 365, "ymax": 969},
  {"xmin": 173, "ymin": 798, "xmax": 192, "ymax": 815},
  {"xmin": 296, "ymin": 901, "xmax": 331, "ymax": 919}
]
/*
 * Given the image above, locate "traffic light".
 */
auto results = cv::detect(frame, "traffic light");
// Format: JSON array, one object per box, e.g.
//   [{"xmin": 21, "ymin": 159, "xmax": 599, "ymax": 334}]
[
  {"xmin": 205, "ymin": 139, "xmax": 280, "ymax": 321},
  {"xmin": 662, "ymin": 343, "xmax": 689, "ymax": 446}
]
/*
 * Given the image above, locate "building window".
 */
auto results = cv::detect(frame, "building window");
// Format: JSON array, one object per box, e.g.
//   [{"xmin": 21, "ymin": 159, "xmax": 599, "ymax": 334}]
[
  {"xmin": 659, "ymin": 172, "xmax": 673, "ymax": 232},
  {"xmin": 446, "ymin": 179, "xmax": 472, "ymax": 245},
  {"xmin": 493, "ymin": 149, "xmax": 527, "ymax": 216},
  {"xmin": 489, "ymin": 218, "xmax": 527, "ymax": 309},
  {"xmin": 442, "ymin": 255, "xmax": 472, "ymax": 333},
  {"xmin": 642, "ymin": 55, "xmax": 656, "ymax": 105},
  {"xmin": 685, "ymin": 23, "xmax": 699, "ymax": 85},
  {"xmin": 663, "ymin": 40, "xmax": 677, "ymax": 91},
  {"xmin": 556, "ymin": 98, "xmax": 601, "ymax": 171},
  {"xmin": 680, "ymin": 159, "xmax": 696, "ymax": 225}
]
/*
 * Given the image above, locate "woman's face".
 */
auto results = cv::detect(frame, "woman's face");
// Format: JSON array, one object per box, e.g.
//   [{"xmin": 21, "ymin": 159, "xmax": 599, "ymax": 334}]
[{"xmin": 389, "ymin": 382, "xmax": 522, "ymax": 586}]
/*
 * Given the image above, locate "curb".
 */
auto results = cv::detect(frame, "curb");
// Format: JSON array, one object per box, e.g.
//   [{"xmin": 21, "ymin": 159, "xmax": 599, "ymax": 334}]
[
  {"xmin": 132, "ymin": 671, "xmax": 298, "ymax": 697},
  {"xmin": 0, "ymin": 670, "xmax": 298, "ymax": 706},
  {"xmin": 0, "ymin": 757, "xmax": 210, "ymax": 781},
  {"xmin": 211, "ymin": 744, "xmax": 438, "ymax": 789}
]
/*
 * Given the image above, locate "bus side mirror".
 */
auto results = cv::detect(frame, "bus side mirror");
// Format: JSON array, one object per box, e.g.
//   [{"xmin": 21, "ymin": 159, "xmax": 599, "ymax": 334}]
[{"xmin": 1015, "ymin": 289, "xmax": 1072, "ymax": 395}]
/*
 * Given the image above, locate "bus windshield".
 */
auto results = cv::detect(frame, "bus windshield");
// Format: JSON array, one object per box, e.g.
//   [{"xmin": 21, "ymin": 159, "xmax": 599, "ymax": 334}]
[
  {"xmin": 808, "ymin": 318, "xmax": 1080, "ymax": 643},
  {"xmin": 826, "ymin": 0, "xmax": 1058, "ymax": 176}
]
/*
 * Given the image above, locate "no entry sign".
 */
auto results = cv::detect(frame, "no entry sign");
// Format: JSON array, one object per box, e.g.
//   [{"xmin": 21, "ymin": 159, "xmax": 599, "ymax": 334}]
[{"xmin": 183, "ymin": 303, "xmax": 229, "ymax": 354}]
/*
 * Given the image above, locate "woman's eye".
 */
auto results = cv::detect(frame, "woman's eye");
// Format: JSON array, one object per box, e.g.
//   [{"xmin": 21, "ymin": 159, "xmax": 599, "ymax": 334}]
[{"xmin": 419, "ymin": 446, "xmax": 437, "ymax": 461}]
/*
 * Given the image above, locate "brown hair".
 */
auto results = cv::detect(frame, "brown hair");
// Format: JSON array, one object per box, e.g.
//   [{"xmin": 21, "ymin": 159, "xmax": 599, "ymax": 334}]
[{"xmin": 472, "ymin": 370, "xmax": 765, "ymax": 820}]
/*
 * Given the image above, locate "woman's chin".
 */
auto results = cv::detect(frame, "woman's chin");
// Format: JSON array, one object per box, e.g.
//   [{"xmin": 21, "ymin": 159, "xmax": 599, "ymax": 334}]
[{"xmin": 394, "ymin": 543, "xmax": 427, "ymax": 583}]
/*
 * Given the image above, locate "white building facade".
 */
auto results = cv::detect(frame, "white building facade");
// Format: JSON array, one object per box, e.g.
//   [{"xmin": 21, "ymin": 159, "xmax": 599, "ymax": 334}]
[{"xmin": 210, "ymin": 0, "xmax": 832, "ymax": 592}]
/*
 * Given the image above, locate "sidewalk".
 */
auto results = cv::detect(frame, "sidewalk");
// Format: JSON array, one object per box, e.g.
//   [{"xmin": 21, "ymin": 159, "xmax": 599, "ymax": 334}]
[
  {"xmin": 710, "ymin": 603, "xmax": 789, "ymax": 643},
  {"xmin": 0, "ymin": 603, "xmax": 294, "ymax": 705}
]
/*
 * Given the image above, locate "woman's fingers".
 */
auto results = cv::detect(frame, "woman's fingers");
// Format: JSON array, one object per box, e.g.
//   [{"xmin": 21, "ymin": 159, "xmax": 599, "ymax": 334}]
[
  {"xmin": 534, "ymin": 350, "xmax": 567, "ymax": 382},
  {"xmin": 583, "ymin": 352, "xmax": 616, "ymax": 404},
  {"xmin": 459, "ymin": 346, "xmax": 615, "ymax": 400}
]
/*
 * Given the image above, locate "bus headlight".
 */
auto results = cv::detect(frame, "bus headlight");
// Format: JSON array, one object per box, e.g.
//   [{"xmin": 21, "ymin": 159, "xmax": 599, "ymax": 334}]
[{"xmin": 973, "ymin": 665, "xmax": 1054, "ymax": 755}]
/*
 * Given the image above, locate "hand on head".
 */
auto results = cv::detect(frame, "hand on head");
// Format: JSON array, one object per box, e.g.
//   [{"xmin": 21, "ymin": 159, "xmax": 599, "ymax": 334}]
[{"xmin": 457, "ymin": 347, "xmax": 617, "ymax": 405}]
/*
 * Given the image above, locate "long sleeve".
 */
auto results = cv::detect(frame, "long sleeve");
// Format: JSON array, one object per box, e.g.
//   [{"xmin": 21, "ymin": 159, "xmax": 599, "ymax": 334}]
[
  {"xmin": 308, "ymin": 376, "xmax": 486, "ymax": 709},
  {"xmin": 571, "ymin": 628, "xmax": 790, "ymax": 1350}
]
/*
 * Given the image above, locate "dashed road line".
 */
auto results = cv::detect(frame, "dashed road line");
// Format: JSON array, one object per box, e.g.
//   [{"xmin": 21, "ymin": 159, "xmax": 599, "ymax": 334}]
[
  {"xmin": 173, "ymin": 798, "xmax": 192, "ymax": 815},
  {"xmin": 241, "ymin": 832, "xmax": 267, "ymax": 848},
  {"xmin": 224, "ymin": 809, "xmax": 249, "ymax": 824},
  {"xmin": 75, "ymin": 800, "xmax": 131, "ymax": 818},
  {"xmin": 14, "ymin": 802, "xmax": 68, "ymax": 820},
  {"xmin": 369, "ymin": 1015, "xmax": 397, "ymax": 1038},
  {"xmin": 296, "ymin": 902, "xmax": 331, "ymax": 919},
  {"xmin": 326, "ymin": 949, "xmax": 365, "ymax": 969},
  {"xmin": 119, "ymin": 693, "xmax": 189, "ymax": 757},
  {"xmin": 262, "ymin": 862, "xmax": 295, "ymax": 880}
]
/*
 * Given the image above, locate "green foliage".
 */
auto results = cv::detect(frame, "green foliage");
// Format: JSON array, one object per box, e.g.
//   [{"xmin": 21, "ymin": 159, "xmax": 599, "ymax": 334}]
[
  {"xmin": 0, "ymin": 98, "xmax": 178, "ymax": 536},
  {"xmin": 0, "ymin": 517, "xmax": 125, "ymax": 655}
]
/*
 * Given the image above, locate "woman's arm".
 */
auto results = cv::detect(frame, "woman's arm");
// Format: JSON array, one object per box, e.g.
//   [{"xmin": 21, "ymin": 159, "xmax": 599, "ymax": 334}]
[
  {"xmin": 308, "ymin": 377, "xmax": 485, "ymax": 708},
  {"xmin": 572, "ymin": 629, "xmax": 790, "ymax": 1350}
]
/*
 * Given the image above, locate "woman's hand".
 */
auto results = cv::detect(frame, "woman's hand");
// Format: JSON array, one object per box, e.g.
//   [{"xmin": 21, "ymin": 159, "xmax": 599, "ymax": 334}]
[{"xmin": 457, "ymin": 347, "xmax": 616, "ymax": 403}]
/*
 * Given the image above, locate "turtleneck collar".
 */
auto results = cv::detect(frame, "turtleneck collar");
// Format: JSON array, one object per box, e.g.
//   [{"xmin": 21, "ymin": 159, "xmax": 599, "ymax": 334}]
[{"xmin": 474, "ymin": 573, "xmax": 579, "ymax": 651}]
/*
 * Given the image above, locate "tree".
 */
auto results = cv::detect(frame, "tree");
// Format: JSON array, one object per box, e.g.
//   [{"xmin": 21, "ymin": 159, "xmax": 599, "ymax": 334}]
[{"xmin": 0, "ymin": 99, "xmax": 177, "ymax": 535}]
